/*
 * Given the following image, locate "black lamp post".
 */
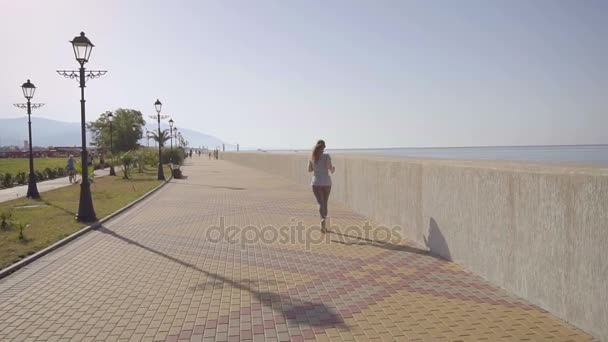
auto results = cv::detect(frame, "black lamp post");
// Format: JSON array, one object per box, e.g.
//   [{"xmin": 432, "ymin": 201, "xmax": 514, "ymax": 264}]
[
  {"xmin": 107, "ymin": 111, "xmax": 116, "ymax": 176},
  {"xmin": 57, "ymin": 32, "xmax": 107, "ymax": 222},
  {"xmin": 168, "ymin": 118, "xmax": 174, "ymax": 161},
  {"xmin": 154, "ymin": 99, "xmax": 165, "ymax": 180},
  {"xmin": 13, "ymin": 80, "xmax": 44, "ymax": 199}
]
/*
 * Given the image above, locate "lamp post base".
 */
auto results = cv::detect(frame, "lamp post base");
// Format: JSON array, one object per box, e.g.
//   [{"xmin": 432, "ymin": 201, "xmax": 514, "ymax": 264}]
[
  {"xmin": 76, "ymin": 181, "xmax": 97, "ymax": 222},
  {"xmin": 157, "ymin": 162, "xmax": 165, "ymax": 180},
  {"xmin": 109, "ymin": 165, "xmax": 116, "ymax": 176},
  {"xmin": 26, "ymin": 173, "xmax": 40, "ymax": 199}
]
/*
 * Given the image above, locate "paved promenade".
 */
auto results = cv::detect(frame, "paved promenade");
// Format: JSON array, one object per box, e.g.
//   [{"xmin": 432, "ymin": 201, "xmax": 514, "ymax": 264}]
[{"xmin": 0, "ymin": 158, "xmax": 594, "ymax": 341}]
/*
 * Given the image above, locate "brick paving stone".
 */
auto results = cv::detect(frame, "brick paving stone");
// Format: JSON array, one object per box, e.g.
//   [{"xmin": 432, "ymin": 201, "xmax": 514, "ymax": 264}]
[{"xmin": 0, "ymin": 158, "xmax": 597, "ymax": 341}]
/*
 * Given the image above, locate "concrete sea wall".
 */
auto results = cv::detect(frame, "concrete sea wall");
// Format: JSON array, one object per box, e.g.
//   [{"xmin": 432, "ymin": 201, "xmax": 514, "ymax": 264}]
[{"xmin": 223, "ymin": 152, "xmax": 608, "ymax": 340}]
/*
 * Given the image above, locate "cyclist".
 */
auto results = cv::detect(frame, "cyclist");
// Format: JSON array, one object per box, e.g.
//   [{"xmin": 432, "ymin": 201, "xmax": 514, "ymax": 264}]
[{"xmin": 67, "ymin": 154, "xmax": 77, "ymax": 184}]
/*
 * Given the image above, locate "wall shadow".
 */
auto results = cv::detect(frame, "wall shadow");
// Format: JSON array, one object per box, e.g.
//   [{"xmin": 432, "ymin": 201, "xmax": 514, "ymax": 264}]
[
  {"xmin": 96, "ymin": 226, "xmax": 346, "ymax": 329},
  {"xmin": 424, "ymin": 218, "xmax": 451, "ymax": 261}
]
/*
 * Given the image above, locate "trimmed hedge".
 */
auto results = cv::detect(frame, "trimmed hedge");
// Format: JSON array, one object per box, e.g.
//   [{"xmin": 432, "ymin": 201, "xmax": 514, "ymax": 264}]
[{"xmin": 0, "ymin": 167, "xmax": 70, "ymax": 189}]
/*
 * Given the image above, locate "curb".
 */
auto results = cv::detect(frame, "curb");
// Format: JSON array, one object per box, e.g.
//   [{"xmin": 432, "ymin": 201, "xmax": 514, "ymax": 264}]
[{"xmin": 0, "ymin": 175, "xmax": 173, "ymax": 280}]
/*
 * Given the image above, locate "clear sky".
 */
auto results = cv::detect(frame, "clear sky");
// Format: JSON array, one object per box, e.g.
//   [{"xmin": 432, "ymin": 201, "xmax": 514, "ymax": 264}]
[{"xmin": 1, "ymin": 0, "xmax": 606, "ymax": 149}]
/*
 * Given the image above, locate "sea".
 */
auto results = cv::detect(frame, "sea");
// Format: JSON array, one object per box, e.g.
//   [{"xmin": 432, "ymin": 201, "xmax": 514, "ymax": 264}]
[{"xmin": 284, "ymin": 145, "xmax": 608, "ymax": 166}]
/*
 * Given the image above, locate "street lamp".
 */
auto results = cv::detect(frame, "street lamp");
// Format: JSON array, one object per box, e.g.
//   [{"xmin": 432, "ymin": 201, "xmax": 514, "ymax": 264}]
[
  {"xmin": 107, "ymin": 111, "xmax": 116, "ymax": 176},
  {"xmin": 57, "ymin": 32, "xmax": 107, "ymax": 222},
  {"xmin": 168, "ymin": 118, "xmax": 174, "ymax": 161},
  {"xmin": 13, "ymin": 79, "xmax": 44, "ymax": 199},
  {"xmin": 153, "ymin": 99, "xmax": 168, "ymax": 180}
]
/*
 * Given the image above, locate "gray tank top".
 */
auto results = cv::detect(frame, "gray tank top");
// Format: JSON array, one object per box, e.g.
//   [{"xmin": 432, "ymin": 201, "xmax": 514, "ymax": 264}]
[{"xmin": 309, "ymin": 153, "xmax": 332, "ymax": 186}]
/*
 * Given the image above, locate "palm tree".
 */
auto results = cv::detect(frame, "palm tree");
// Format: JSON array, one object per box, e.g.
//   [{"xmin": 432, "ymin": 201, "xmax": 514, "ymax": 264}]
[{"xmin": 149, "ymin": 129, "xmax": 170, "ymax": 147}]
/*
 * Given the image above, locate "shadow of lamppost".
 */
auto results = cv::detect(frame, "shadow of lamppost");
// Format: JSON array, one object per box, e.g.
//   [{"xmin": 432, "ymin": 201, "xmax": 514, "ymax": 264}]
[
  {"xmin": 57, "ymin": 32, "xmax": 107, "ymax": 222},
  {"xmin": 106, "ymin": 111, "xmax": 116, "ymax": 176},
  {"xmin": 13, "ymin": 80, "xmax": 44, "ymax": 199}
]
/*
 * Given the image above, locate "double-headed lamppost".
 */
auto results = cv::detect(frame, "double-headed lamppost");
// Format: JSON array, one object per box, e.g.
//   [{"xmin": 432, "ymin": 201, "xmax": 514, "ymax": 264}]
[
  {"xmin": 152, "ymin": 99, "xmax": 168, "ymax": 180},
  {"xmin": 57, "ymin": 32, "xmax": 107, "ymax": 222},
  {"xmin": 13, "ymin": 80, "xmax": 44, "ymax": 199},
  {"xmin": 106, "ymin": 111, "xmax": 116, "ymax": 176}
]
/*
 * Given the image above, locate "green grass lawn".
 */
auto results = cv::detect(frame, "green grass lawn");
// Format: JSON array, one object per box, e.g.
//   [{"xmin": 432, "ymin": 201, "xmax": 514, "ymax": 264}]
[
  {"xmin": 0, "ymin": 165, "xmax": 172, "ymax": 269},
  {"xmin": 0, "ymin": 157, "xmax": 67, "ymax": 175}
]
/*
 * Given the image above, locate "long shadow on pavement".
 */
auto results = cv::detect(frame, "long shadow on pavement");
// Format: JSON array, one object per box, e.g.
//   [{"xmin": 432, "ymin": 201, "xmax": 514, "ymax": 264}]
[
  {"xmin": 96, "ymin": 226, "xmax": 347, "ymax": 329},
  {"xmin": 328, "ymin": 230, "xmax": 443, "ymax": 259}
]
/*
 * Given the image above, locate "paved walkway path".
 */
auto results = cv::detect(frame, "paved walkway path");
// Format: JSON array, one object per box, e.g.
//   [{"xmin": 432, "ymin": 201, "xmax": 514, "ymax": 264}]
[
  {"xmin": 0, "ymin": 168, "xmax": 111, "ymax": 203},
  {"xmin": 0, "ymin": 158, "xmax": 594, "ymax": 341}
]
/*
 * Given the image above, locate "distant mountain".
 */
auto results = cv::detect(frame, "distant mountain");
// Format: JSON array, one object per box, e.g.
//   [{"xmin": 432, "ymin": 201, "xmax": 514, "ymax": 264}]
[
  {"xmin": 0, "ymin": 117, "xmax": 82, "ymax": 147},
  {"xmin": 0, "ymin": 116, "xmax": 226, "ymax": 149}
]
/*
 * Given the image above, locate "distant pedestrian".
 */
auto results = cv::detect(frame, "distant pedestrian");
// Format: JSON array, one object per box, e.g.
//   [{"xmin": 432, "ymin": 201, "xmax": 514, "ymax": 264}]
[
  {"xmin": 308, "ymin": 139, "xmax": 335, "ymax": 232},
  {"xmin": 209, "ymin": 152, "xmax": 211, "ymax": 160},
  {"xmin": 66, "ymin": 154, "xmax": 77, "ymax": 184}
]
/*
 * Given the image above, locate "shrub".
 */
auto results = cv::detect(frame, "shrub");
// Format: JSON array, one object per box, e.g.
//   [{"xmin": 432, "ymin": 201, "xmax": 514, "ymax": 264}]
[
  {"xmin": 162, "ymin": 148, "xmax": 185, "ymax": 165},
  {"xmin": 44, "ymin": 167, "xmax": 58, "ymax": 179},
  {"xmin": 15, "ymin": 171, "xmax": 27, "ymax": 185},
  {"xmin": 56, "ymin": 167, "xmax": 67, "ymax": 177},
  {"xmin": 141, "ymin": 149, "xmax": 158, "ymax": 167},
  {"xmin": 120, "ymin": 152, "xmax": 134, "ymax": 179},
  {"xmin": 16, "ymin": 222, "xmax": 30, "ymax": 240},
  {"xmin": 93, "ymin": 162, "xmax": 106, "ymax": 170},
  {"xmin": 2, "ymin": 173, "xmax": 14, "ymax": 188},
  {"xmin": 105, "ymin": 152, "xmax": 115, "ymax": 167},
  {"xmin": 75, "ymin": 163, "xmax": 94, "ymax": 182},
  {"xmin": 133, "ymin": 150, "xmax": 147, "ymax": 173},
  {"xmin": 1, "ymin": 210, "xmax": 14, "ymax": 230},
  {"xmin": 35, "ymin": 170, "xmax": 46, "ymax": 181}
]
